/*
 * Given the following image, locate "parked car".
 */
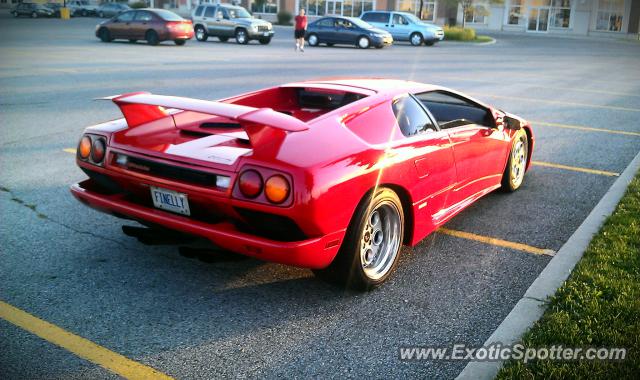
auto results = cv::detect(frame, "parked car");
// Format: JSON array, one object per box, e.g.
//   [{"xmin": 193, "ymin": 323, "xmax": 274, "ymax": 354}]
[
  {"xmin": 192, "ymin": 3, "xmax": 274, "ymax": 45},
  {"xmin": 70, "ymin": 78, "xmax": 533, "ymax": 290},
  {"xmin": 11, "ymin": 3, "xmax": 55, "ymax": 18},
  {"xmin": 97, "ymin": 2, "xmax": 130, "ymax": 18},
  {"xmin": 68, "ymin": 0, "xmax": 99, "ymax": 17},
  {"xmin": 46, "ymin": 3, "xmax": 64, "ymax": 17},
  {"xmin": 95, "ymin": 9, "xmax": 193, "ymax": 46},
  {"xmin": 305, "ymin": 17, "xmax": 393, "ymax": 49},
  {"xmin": 361, "ymin": 11, "xmax": 444, "ymax": 46}
]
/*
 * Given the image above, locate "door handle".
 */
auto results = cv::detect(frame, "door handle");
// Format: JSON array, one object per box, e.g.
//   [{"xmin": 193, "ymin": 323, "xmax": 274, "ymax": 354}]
[
  {"xmin": 202, "ymin": 17, "xmax": 207, "ymax": 20},
  {"xmin": 385, "ymin": 24, "xmax": 389, "ymax": 26}
]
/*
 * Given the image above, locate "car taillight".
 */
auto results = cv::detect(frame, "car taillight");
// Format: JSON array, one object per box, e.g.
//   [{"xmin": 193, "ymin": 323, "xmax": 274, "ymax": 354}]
[
  {"xmin": 91, "ymin": 138, "xmax": 106, "ymax": 163},
  {"xmin": 238, "ymin": 170, "xmax": 263, "ymax": 198},
  {"xmin": 79, "ymin": 136, "xmax": 91, "ymax": 159},
  {"xmin": 265, "ymin": 175, "xmax": 290, "ymax": 204}
]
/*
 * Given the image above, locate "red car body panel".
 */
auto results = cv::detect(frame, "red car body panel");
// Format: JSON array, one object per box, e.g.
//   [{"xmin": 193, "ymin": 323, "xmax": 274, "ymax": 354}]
[{"xmin": 71, "ymin": 79, "xmax": 534, "ymax": 268}]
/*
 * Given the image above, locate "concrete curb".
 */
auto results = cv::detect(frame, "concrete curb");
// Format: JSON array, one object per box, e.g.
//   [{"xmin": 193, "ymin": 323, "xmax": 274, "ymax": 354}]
[{"xmin": 456, "ymin": 149, "xmax": 640, "ymax": 380}]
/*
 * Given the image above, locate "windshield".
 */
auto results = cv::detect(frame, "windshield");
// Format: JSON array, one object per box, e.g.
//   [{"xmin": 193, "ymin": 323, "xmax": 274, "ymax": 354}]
[
  {"xmin": 347, "ymin": 17, "xmax": 374, "ymax": 29},
  {"xmin": 227, "ymin": 7, "xmax": 251, "ymax": 19},
  {"xmin": 403, "ymin": 13, "xmax": 422, "ymax": 24},
  {"xmin": 154, "ymin": 9, "xmax": 184, "ymax": 21}
]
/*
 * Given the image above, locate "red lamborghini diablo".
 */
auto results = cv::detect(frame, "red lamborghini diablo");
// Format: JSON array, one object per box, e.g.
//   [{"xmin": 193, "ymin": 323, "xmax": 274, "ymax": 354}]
[{"xmin": 70, "ymin": 79, "xmax": 534, "ymax": 289}]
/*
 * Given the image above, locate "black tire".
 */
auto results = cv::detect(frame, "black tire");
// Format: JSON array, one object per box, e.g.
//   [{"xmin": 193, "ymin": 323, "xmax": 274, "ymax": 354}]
[
  {"xmin": 357, "ymin": 36, "xmax": 370, "ymax": 49},
  {"xmin": 128, "ymin": 39, "xmax": 137, "ymax": 43},
  {"xmin": 11, "ymin": 11, "xmax": 18, "ymax": 17},
  {"xmin": 174, "ymin": 39, "xmax": 186, "ymax": 46},
  {"xmin": 99, "ymin": 11, "xmax": 104, "ymax": 18},
  {"xmin": 375, "ymin": 45, "xmax": 384, "ymax": 49},
  {"xmin": 82, "ymin": 9, "xmax": 88, "ymax": 17},
  {"xmin": 307, "ymin": 33, "xmax": 319, "ymax": 46},
  {"xmin": 235, "ymin": 28, "xmax": 248, "ymax": 44},
  {"xmin": 313, "ymin": 188, "xmax": 404, "ymax": 290},
  {"xmin": 258, "ymin": 37, "xmax": 271, "ymax": 45},
  {"xmin": 31, "ymin": 11, "xmax": 38, "ymax": 18},
  {"xmin": 98, "ymin": 28, "xmax": 112, "ymax": 42},
  {"xmin": 501, "ymin": 129, "xmax": 529, "ymax": 192},
  {"xmin": 194, "ymin": 25, "xmax": 208, "ymax": 41},
  {"xmin": 146, "ymin": 30, "xmax": 159, "ymax": 46},
  {"xmin": 424, "ymin": 40, "xmax": 436, "ymax": 46},
  {"xmin": 410, "ymin": 32, "xmax": 423, "ymax": 46},
  {"xmin": 218, "ymin": 36, "xmax": 229, "ymax": 42}
]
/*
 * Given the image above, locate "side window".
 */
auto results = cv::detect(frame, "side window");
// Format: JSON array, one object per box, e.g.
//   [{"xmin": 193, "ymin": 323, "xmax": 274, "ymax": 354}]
[
  {"xmin": 117, "ymin": 11, "xmax": 135, "ymax": 22},
  {"xmin": 195, "ymin": 5, "xmax": 204, "ymax": 17},
  {"xmin": 415, "ymin": 91, "xmax": 494, "ymax": 128},
  {"xmin": 318, "ymin": 18, "xmax": 334, "ymax": 27},
  {"xmin": 392, "ymin": 14, "xmax": 408, "ymax": 25},
  {"xmin": 204, "ymin": 6, "xmax": 216, "ymax": 18},
  {"xmin": 220, "ymin": 8, "xmax": 230, "ymax": 19},
  {"xmin": 134, "ymin": 11, "xmax": 153, "ymax": 22},
  {"xmin": 392, "ymin": 96, "xmax": 435, "ymax": 137},
  {"xmin": 361, "ymin": 13, "xmax": 374, "ymax": 22},
  {"xmin": 363, "ymin": 13, "xmax": 387, "ymax": 23}
]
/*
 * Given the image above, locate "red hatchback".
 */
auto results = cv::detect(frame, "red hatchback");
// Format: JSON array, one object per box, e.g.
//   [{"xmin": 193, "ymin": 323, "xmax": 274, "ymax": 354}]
[{"xmin": 95, "ymin": 8, "xmax": 193, "ymax": 46}]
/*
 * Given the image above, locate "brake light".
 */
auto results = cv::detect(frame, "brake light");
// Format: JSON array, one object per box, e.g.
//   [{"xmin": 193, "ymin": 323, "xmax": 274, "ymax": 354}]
[
  {"xmin": 238, "ymin": 170, "xmax": 263, "ymax": 198},
  {"xmin": 91, "ymin": 138, "xmax": 106, "ymax": 163},
  {"xmin": 264, "ymin": 175, "xmax": 290, "ymax": 204},
  {"xmin": 79, "ymin": 136, "xmax": 91, "ymax": 159}
]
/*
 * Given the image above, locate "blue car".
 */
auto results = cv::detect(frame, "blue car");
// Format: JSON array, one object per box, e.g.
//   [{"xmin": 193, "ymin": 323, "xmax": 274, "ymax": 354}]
[
  {"xmin": 361, "ymin": 11, "xmax": 444, "ymax": 46},
  {"xmin": 305, "ymin": 17, "xmax": 393, "ymax": 49}
]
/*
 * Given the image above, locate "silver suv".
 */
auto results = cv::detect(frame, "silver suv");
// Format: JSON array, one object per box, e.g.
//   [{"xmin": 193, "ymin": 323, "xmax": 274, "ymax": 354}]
[{"xmin": 192, "ymin": 3, "xmax": 274, "ymax": 45}]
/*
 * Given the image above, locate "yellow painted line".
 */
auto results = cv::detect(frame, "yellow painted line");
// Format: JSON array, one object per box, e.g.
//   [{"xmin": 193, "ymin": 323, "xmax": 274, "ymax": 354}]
[
  {"xmin": 63, "ymin": 148, "xmax": 77, "ymax": 154},
  {"xmin": 0, "ymin": 300, "xmax": 174, "ymax": 380},
  {"xmin": 469, "ymin": 93, "xmax": 640, "ymax": 113},
  {"xmin": 533, "ymin": 121, "xmax": 640, "ymax": 137},
  {"xmin": 532, "ymin": 161, "xmax": 620, "ymax": 177},
  {"xmin": 438, "ymin": 228, "xmax": 555, "ymax": 256}
]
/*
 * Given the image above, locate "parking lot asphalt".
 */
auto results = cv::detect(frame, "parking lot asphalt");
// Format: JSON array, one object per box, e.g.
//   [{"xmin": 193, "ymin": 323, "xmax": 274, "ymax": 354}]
[{"xmin": 1, "ymin": 14, "xmax": 639, "ymax": 379}]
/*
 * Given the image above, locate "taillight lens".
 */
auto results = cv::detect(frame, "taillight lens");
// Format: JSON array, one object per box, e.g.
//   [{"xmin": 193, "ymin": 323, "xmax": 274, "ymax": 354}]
[
  {"xmin": 265, "ymin": 175, "xmax": 290, "ymax": 204},
  {"xmin": 91, "ymin": 138, "xmax": 106, "ymax": 163},
  {"xmin": 79, "ymin": 136, "xmax": 91, "ymax": 159},
  {"xmin": 238, "ymin": 170, "xmax": 263, "ymax": 198}
]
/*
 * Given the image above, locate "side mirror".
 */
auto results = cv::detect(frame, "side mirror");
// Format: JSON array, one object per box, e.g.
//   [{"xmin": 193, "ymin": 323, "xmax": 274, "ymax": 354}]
[{"xmin": 503, "ymin": 116, "xmax": 522, "ymax": 130}]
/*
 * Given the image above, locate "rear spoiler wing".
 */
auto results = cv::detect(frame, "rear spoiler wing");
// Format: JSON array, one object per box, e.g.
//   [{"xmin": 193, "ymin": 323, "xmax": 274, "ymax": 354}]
[{"xmin": 98, "ymin": 92, "xmax": 309, "ymax": 132}]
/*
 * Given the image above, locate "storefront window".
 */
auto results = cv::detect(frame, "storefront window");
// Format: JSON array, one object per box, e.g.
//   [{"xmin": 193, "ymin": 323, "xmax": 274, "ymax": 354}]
[
  {"xmin": 300, "ymin": 0, "xmax": 374, "ymax": 17},
  {"xmin": 596, "ymin": 0, "xmax": 624, "ymax": 31},
  {"xmin": 550, "ymin": 0, "xmax": 571, "ymax": 28},
  {"xmin": 464, "ymin": 1, "xmax": 489, "ymax": 24},
  {"xmin": 251, "ymin": 0, "xmax": 278, "ymax": 14},
  {"xmin": 507, "ymin": 0, "xmax": 525, "ymax": 25},
  {"xmin": 396, "ymin": 0, "xmax": 436, "ymax": 21}
]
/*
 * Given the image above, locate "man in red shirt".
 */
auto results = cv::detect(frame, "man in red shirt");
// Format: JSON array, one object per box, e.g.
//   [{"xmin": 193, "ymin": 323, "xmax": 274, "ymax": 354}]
[{"xmin": 294, "ymin": 8, "xmax": 307, "ymax": 52}]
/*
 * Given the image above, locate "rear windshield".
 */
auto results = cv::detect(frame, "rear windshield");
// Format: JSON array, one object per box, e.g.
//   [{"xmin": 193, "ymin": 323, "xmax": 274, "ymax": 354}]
[
  {"xmin": 297, "ymin": 88, "xmax": 366, "ymax": 110},
  {"xmin": 154, "ymin": 9, "xmax": 184, "ymax": 21}
]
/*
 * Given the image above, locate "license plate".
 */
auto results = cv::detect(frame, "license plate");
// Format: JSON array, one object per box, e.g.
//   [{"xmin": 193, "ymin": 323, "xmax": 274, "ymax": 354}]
[
  {"xmin": 150, "ymin": 186, "xmax": 190, "ymax": 216},
  {"xmin": 263, "ymin": 32, "xmax": 270, "ymax": 36}
]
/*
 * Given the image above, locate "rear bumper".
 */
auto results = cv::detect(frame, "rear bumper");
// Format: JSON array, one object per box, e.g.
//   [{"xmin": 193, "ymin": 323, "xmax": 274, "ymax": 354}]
[
  {"xmin": 70, "ymin": 180, "xmax": 344, "ymax": 269},
  {"xmin": 167, "ymin": 30, "xmax": 194, "ymax": 40}
]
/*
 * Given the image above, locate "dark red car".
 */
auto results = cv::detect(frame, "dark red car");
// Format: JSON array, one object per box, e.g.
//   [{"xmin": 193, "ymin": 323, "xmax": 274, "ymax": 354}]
[
  {"xmin": 71, "ymin": 79, "xmax": 534, "ymax": 289},
  {"xmin": 95, "ymin": 8, "xmax": 193, "ymax": 46}
]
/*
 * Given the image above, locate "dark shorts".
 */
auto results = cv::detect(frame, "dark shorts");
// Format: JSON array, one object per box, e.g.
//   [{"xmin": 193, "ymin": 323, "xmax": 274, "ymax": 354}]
[{"xmin": 294, "ymin": 29, "xmax": 305, "ymax": 39}]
